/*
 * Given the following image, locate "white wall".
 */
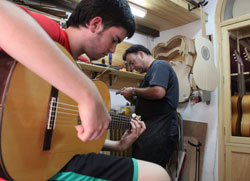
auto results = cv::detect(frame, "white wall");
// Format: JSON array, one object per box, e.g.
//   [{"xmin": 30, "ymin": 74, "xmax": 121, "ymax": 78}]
[{"xmin": 111, "ymin": 1, "xmax": 219, "ymax": 179}]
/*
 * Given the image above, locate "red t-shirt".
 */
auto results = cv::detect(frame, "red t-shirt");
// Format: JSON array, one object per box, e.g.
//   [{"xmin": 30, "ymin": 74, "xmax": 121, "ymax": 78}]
[{"xmin": 0, "ymin": 5, "xmax": 72, "ymax": 55}]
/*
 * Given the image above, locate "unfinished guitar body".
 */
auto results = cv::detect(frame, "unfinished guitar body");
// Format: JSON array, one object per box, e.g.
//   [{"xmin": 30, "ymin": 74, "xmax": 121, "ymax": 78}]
[
  {"xmin": 152, "ymin": 35, "xmax": 195, "ymax": 103},
  {"xmin": 193, "ymin": 5, "xmax": 218, "ymax": 91},
  {"xmin": 170, "ymin": 60, "xmax": 192, "ymax": 102},
  {"xmin": 193, "ymin": 36, "xmax": 218, "ymax": 91}
]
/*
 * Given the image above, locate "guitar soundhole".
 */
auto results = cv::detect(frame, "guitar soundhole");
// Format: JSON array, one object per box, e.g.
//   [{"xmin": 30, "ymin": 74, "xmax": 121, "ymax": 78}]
[{"xmin": 201, "ymin": 46, "xmax": 210, "ymax": 60}]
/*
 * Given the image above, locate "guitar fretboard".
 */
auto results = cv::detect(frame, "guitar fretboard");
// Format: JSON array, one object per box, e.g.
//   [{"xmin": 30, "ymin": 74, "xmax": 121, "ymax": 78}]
[
  {"xmin": 109, "ymin": 112, "xmax": 131, "ymax": 130},
  {"xmin": 77, "ymin": 113, "xmax": 132, "ymax": 129}
]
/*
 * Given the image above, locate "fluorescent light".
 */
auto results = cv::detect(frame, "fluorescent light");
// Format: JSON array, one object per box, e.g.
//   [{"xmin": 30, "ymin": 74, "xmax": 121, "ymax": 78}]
[{"xmin": 129, "ymin": 3, "xmax": 147, "ymax": 18}]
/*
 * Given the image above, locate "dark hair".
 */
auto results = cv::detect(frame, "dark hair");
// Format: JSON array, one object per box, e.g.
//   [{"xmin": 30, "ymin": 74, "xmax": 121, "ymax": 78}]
[
  {"xmin": 67, "ymin": 0, "xmax": 135, "ymax": 38},
  {"xmin": 123, "ymin": 44, "xmax": 152, "ymax": 60}
]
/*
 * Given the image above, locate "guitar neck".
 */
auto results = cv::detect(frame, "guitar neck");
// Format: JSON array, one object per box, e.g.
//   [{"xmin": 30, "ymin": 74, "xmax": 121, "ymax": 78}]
[
  {"xmin": 200, "ymin": 5, "xmax": 206, "ymax": 37},
  {"xmin": 234, "ymin": 50, "xmax": 246, "ymax": 97},
  {"xmin": 109, "ymin": 113, "xmax": 131, "ymax": 129},
  {"xmin": 238, "ymin": 64, "xmax": 246, "ymax": 97}
]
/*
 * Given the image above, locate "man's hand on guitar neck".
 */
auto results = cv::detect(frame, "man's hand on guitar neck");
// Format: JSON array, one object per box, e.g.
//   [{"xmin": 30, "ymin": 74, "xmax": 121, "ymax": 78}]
[
  {"xmin": 102, "ymin": 118, "xmax": 146, "ymax": 151},
  {"xmin": 118, "ymin": 118, "xmax": 146, "ymax": 150}
]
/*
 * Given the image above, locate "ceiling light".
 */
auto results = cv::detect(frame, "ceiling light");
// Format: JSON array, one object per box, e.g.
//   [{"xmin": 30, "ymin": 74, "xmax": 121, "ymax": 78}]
[{"xmin": 129, "ymin": 3, "xmax": 147, "ymax": 18}]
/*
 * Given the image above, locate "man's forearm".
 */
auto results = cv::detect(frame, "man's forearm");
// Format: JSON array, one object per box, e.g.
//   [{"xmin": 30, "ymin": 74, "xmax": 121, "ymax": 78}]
[
  {"xmin": 133, "ymin": 86, "xmax": 165, "ymax": 100},
  {"xmin": 0, "ymin": 0, "xmax": 101, "ymax": 105},
  {"xmin": 102, "ymin": 140, "xmax": 123, "ymax": 151},
  {"xmin": 0, "ymin": 0, "xmax": 110, "ymax": 142}
]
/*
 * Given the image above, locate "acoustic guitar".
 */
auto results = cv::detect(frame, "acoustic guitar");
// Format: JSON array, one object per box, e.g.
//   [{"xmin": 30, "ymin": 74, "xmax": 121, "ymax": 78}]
[
  {"xmin": 231, "ymin": 50, "xmax": 245, "ymax": 136},
  {"xmin": 0, "ymin": 43, "xmax": 131, "ymax": 180},
  {"xmin": 240, "ymin": 48, "xmax": 250, "ymax": 136},
  {"xmin": 192, "ymin": 2, "xmax": 219, "ymax": 91}
]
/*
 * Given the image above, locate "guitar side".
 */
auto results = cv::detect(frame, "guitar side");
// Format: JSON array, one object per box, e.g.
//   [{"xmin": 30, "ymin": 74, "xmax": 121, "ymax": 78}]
[
  {"xmin": 231, "ymin": 95, "xmax": 243, "ymax": 136},
  {"xmin": 241, "ymin": 95, "xmax": 250, "ymax": 136},
  {"xmin": 0, "ymin": 44, "xmax": 108, "ymax": 180}
]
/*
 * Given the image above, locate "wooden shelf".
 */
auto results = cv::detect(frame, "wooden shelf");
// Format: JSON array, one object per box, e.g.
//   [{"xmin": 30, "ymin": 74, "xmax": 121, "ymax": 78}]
[{"xmin": 77, "ymin": 62, "xmax": 144, "ymax": 90}]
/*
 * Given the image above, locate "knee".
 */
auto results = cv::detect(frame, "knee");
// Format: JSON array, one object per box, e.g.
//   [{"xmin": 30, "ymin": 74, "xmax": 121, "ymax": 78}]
[{"xmin": 137, "ymin": 159, "xmax": 171, "ymax": 181}]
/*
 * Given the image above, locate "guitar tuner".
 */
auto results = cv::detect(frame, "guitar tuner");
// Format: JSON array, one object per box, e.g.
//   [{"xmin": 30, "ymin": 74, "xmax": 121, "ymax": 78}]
[{"xmin": 233, "ymin": 55, "xmax": 237, "ymax": 61}]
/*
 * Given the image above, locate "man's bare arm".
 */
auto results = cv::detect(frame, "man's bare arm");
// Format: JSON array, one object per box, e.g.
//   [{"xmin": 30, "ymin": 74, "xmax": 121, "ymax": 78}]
[
  {"xmin": 103, "ymin": 119, "xmax": 146, "ymax": 151},
  {"xmin": 0, "ymin": 0, "xmax": 110, "ymax": 142}
]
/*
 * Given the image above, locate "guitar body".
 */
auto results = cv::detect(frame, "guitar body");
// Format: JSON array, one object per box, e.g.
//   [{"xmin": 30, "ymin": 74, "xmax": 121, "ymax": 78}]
[
  {"xmin": 193, "ymin": 36, "xmax": 218, "ymax": 91},
  {"xmin": 170, "ymin": 60, "xmax": 191, "ymax": 103},
  {"xmin": 231, "ymin": 95, "xmax": 242, "ymax": 136},
  {"xmin": 231, "ymin": 50, "xmax": 246, "ymax": 136},
  {"xmin": 241, "ymin": 95, "xmax": 250, "ymax": 136},
  {"xmin": 0, "ymin": 44, "xmax": 110, "ymax": 180}
]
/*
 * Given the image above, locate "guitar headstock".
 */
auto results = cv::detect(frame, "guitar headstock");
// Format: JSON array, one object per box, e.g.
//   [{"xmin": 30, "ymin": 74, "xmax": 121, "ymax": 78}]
[
  {"xmin": 243, "ymin": 47, "xmax": 250, "ymax": 62},
  {"xmin": 233, "ymin": 50, "xmax": 244, "ymax": 66}
]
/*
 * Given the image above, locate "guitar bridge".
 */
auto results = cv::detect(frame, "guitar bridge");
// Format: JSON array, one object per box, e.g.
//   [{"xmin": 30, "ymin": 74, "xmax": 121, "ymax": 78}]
[{"xmin": 43, "ymin": 87, "xmax": 59, "ymax": 151}]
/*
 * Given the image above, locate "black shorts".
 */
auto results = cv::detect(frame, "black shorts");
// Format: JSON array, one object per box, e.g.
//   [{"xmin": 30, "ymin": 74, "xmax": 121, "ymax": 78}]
[{"xmin": 50, "ymin": 153, "xmax": 138, "ymax": 181}]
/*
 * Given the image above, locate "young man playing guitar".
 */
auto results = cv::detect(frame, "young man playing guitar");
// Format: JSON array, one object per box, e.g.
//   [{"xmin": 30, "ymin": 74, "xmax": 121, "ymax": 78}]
[{"xmin": 0, "ymin": 0, "xmax": 170, "ymax": 180}]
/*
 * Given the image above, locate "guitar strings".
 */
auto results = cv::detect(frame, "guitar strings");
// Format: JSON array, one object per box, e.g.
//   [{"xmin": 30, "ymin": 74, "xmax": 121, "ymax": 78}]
[
  {"xmin": 50, "ymin": 110, "xmax": 132, "ymax": 122},
  {"xmin": 49, "ymin": 102, "xmax": 133, "ymax": 120},
  {"xmin": 48, "ymin": 118, "xmax": 131, "ymax": 128},
  {"xmin": 48, "ymin": 112, "xmax": 131, "ymax": 126},
  {"xmin": 46, "ymin": 100, "xmax": 133, "ymax": 128}
]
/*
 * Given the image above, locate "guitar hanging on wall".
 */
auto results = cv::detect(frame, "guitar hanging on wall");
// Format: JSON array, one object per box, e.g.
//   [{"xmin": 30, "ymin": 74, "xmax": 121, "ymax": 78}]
[
  {"xmin": 192, "ymin": 0, "xmax": 219, "ymax": 91},
  {"xmin": 231, "ymin": 50, "xmax": 245, "ymax": 136}
]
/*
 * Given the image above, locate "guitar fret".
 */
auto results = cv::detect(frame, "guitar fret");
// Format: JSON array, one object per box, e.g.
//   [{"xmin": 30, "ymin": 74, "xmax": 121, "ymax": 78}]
[{"xmin": 109, "ymin": 113, "xmax": 131, "ymax": 129}]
